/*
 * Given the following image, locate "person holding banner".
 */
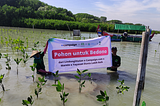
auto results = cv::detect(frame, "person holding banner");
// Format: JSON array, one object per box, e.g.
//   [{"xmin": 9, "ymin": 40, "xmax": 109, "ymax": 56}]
[
  {"xmin": 108, "ymin": 47, "xmax": 121, "ymax": 71},
  {"xmin": 30, "ymin": 41, "xmax": 52, "ymax": 75}
]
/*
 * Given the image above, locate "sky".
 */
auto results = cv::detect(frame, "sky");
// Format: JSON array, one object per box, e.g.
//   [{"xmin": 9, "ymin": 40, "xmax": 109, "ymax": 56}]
[{"xmin": 40, "ymin": 0, "xmax": 160, "ymax": 31}]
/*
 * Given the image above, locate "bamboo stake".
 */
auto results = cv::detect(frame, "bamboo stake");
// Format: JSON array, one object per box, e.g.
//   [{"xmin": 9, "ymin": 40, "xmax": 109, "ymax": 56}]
[{"xmin": 132, "ymin": 26, "xmax": 150, "ymax": 106}]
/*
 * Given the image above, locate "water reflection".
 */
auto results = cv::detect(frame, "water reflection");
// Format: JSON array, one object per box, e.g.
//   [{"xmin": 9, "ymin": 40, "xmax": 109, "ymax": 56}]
[{"xmin": 107, "ymin": 71, "xmax": 119, "ymax": 81}]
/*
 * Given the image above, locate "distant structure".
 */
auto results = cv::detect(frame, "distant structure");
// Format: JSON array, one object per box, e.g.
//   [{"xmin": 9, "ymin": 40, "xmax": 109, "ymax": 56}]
[{"xmin": 73, "ymin": 30, "xmax": 81, "ymax": 36}]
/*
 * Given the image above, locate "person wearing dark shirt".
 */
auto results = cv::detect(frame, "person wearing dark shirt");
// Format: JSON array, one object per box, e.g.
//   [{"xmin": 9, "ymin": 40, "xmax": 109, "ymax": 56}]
[
  {"xmin": 108, "ymin": 47, "xmax": 121, "ymax": 71},
  {"xmin": 30, "ymin": 41, "xmax": 51, "ymax": 74}
]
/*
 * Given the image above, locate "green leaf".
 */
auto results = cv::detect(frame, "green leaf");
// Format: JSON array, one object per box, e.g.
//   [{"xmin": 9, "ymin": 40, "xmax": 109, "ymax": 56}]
[
  {"xmin": 97, "ymin": 98, "xmax": 103, "ymax": 102},
  {"xmin": 38, "ymin": 77, "xmax": 42, "ymax": 82},
  {"xmin": 52, "ymin": 73, "xmax": 55, "ymax": 76},
  {"xmin": 96, "ymin": 95, "xmax": 104, "ymax": 99},
  {"xmin": 60, "ymin": 93, "xmax": 63, "ymax": 99},
  {"xmin": 27, "ymin": 96, "xmax": 32, "ymax": 103},
  {"xmin": 56, "ymin": 70, "xmax": 59, "ymax": 75},
  {"xmin": 82, "ymin": 69, "xmax": 88, "ymax": 73},
  {"xmin": 87, "ymin": 73, "xmax": 91, "ymax": 77},
  {"xmin": 64, "ymin": 99, "xmax": 68, "ymax": 103},
  {"xmin": 100, "ymin": 90, "xmax": 105, "ymax": 96},
  {"xmin": 121, "ymin": 80, "xmax": 124, "ymax": 85},
  {"xmin": 141, "ymin": 101, "xmax": 146, "ymax": 106},
  {"xmin": 106, "ymin": 96, "xmax": 109, "ymax": 101},
  {"xmin": 118, "ymin": 80, "xmax": 121, "ymax": 82},
  {"xmin": 75, "ymin": 75, "xmax": 80, "ymax": 79},
  {"xmin": 77, "ymin": 70, "xmax": 81, "ymax": 75},
  {"xmin": 65, "ymin": 93, "xmax": 69, "ymax": 97},
  {"xmin": 56, "ymin": 86, "xmax": 61, "ymax": 92},
  {"xmin": 116, "ymin": 87, "xmax": 119, "ymax": 89},
  {"xmin": 52, "ymin": 84, "xmax": 57, "ymax": 86},
  {"xmin": 22, "ymin": 100, "xmax": 30, "ymax": 105},
  {"xmin": 37, "ymin": 82, "xmax": 40, "ymax": 88},
  {"xmin": 82, "ymin": 81, "xmax": 85, "ymax": 85},
  {"xmin": 35, "ymin": 89, "xmax": 38, "ymax": 95}
]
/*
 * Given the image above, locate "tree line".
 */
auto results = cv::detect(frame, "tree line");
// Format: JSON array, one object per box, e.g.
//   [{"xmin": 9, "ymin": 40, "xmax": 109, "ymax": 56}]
[{"xmin": 0, "ymin": 0, "xmax": 159, "ymax": 34}]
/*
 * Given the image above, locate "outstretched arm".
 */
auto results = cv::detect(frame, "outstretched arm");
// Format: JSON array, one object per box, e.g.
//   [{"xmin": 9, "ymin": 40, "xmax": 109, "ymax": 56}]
[{"xmin": 43, "ymin": 40, "xmax": 49, "ymax": 55}]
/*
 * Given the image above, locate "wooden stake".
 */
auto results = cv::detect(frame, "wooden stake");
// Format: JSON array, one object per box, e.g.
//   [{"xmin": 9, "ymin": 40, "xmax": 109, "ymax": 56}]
[
  {"xmin": 33, "ymin": 24, "xmax": 34, "ymax": 33},
  {"xmin": 132, "ymin": 27, "xmax": 150, "ymax": 106}
]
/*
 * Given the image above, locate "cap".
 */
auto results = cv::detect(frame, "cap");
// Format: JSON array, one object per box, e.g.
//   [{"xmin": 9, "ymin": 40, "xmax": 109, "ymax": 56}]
[{"xmin": 111, "ymin": 47, "xmax": 117, "ymax": 50}]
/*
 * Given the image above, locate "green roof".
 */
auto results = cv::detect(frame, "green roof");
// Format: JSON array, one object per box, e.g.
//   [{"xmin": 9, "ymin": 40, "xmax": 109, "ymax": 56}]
[{"xmin": 115, "ymin": 24, "xmax": 145, "ymax": 31}]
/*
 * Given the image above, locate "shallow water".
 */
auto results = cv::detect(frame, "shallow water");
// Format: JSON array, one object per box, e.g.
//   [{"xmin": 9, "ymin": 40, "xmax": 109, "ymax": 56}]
[{"xmin": 0, "ymin": 27, "xmax": 160, "ymax": 106}]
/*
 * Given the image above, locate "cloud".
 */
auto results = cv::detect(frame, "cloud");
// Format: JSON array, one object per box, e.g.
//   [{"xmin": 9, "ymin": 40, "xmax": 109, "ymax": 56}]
[{"xmin": 93, "ymin": 0, "xmax": 160, "ymax": 30}]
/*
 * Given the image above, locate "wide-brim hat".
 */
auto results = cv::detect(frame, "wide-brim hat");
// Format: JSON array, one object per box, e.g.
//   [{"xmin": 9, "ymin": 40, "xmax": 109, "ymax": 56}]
[{"xmin": 30, "ymin": 50, "xmax": 41, "ymax": 58}]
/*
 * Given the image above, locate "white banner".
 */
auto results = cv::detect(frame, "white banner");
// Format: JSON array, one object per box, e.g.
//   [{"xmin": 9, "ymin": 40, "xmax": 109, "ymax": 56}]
[{"xmin": 48, "ymin": 36, "xmax": 112, "ymax": 73}]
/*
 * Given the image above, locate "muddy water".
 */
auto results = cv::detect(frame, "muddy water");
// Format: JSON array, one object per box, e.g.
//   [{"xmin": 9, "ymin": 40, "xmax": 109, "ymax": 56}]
[{"xmin": 0, "ymin": 27, "xmax": 160, "ymax": 106}]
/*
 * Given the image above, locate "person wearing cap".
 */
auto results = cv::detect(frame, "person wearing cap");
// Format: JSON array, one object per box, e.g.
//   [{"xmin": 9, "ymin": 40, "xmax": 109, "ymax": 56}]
[
  {"xmin": 108, "ymin": 47, "xmax": 121, "ymax": 71},
  {"xmin": 30, "ymin": 41, "xmax": 51, "ymax": 75}
]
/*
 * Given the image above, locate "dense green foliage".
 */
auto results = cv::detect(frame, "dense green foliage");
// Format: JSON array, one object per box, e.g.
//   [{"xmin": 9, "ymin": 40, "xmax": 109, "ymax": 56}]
[
  {"xmin": 0, "ymin": 0, "xmax": 76, "ymax": 26},
  {"xmin": 75, "ymin": 13, "xmax": 100, "ymax": 23},
  {"xmin": 0, "ymin": 0, "xmax": 46, "ymax": 10},
  {"xmin": 0, "ymin": 0, "xmax": 159, "ymax": 33}
]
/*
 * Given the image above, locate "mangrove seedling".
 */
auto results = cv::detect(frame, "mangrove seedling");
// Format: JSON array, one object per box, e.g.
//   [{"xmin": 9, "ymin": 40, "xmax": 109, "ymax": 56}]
[
  {"xmin": 74, "ymin": 69, "xmax": 91, "ymax": 93},
  {"xmin": 23, "ymin": 53, "xmax": 29, "ymax": 63},
  {"xmin": 116, "ymin": 80, "xmax": 130, "ymax": 94},
  {"xmin": 0, "ymin": 36, "xmax": 4, "ymax": 45},
  {"xmin": 20, "ymin": 47, "xmax": 29, "ymax": 63},
  {"xmin": 22, "ymin": 95, "xmax": 34, "ymax": 106},
  {"xmin": 52, "ymin": 70, "xmax": 59, "ymax": 84},
  {"xmin": 14, "ymin": 58, "xmax": 22, "ymax": 75},
  {"xmin": 96, "ymin": 90, "xmax": 109, "ymax": 106},
  {"xmin": 30, "ymin": 63, "xmax": 37, "ymax": 82},
  {"xmin": 3, "ymin": 54, "xmax": 11, "ymax": 70},
  {"xmin": 32, "ymin": 41, "xmax": 39, "ymax": 50},
  {"xmin": 0, "ymin": 74, "xmax": 5, "ymax": 91},
  {"xmin": 141, "ymin": 101, "xmax": 146, "ymax": 106},
  {"xmin": 52, "ymin": 80, "xmax": 69, "ymax": 106},
  {"xmin": 35, "ymin": 76, "xmax": 47, "ymax": 99},
  {"xmin": 87, "ymin": 73, "xmax": 92, "ymax": 84}
]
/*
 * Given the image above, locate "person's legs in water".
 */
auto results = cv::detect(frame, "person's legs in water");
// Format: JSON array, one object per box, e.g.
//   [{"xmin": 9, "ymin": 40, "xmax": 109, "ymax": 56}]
[{"xmin": 37, "ymin": 69, "xmax": 52, "ymax": 75}]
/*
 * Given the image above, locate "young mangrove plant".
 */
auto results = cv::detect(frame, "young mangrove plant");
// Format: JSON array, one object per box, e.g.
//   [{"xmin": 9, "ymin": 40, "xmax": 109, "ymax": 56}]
[
  {"xmin": 12, "ymin": 38, "xmax": 25, "ymax": 52},
  {"xmin": 0, "ymin": 36, "xmax": 4, "ymax": 45},
  {"xmin": 52, "ymin": 70, "xmax": 59, "ymax": 84},
  {"xmin": 35, "ymin": 76, "xmax": 47, "ymax": 99},
  {"xmin": 74, "ymin": 69, "xmax": 91, "ymax": 93},
  {"xmin": 87, "ymin": 73, "xmax": 92, "ymax": 84},
  {"xmin": 96, "ymin": 90, "xmax": 109, "ymax": 106},
  {"xmin": 14, "ymin": 58, "xmax": 22, "ymax": 75},
  {"xmin": 3, "ymin": 54, "xmax": 11, "ymax": 70},
  {"xmin": 30, "ymin": 63, "xmax": 37, "ymax": 82},
  {"xmin": 32, "ymin": 41, "xmax": 39, "ymax": 50},
  {"xmin": 20, "ymin": 47, "xmax": 29, "ymax": 63},
  {"xmin": 22, "ymin": 95, "xmax": 34, "ymax": 106},
  {"xmin": 0, "ymin": 74, "xmax": 5, "ymax": 91},
  {"xmin": 116, "ymin": 80, "xmax": 130, "ymax": 94},
  {"xmin": 22, "ymin": 53, "xmax": 29, "ymax": 63},
  {"xmin": 52, "ymin": 80, "xmax": 69, "ymax": 106}
]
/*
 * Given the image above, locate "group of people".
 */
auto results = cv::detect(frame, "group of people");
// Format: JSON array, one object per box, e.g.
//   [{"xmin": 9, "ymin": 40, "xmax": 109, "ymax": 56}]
[{"xmin": 30, "ymin": 45, "xmax": 121, "ymax": 75}]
